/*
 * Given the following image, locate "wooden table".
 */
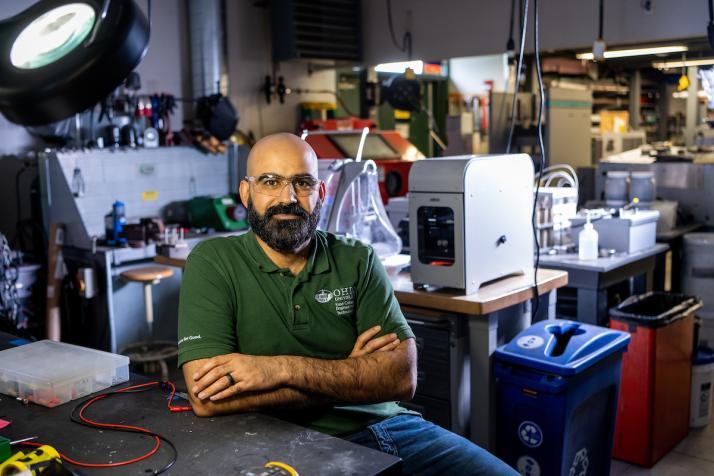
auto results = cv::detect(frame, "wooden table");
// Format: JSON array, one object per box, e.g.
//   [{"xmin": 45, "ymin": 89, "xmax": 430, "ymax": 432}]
[
  {"xmin": 391, "ymin": 268, "xmax": 567, "ymax": 315},
  {"xmin": 391, "ymin": 268, "xmax": 568, "ymax": 451},
  {"xmin": 154, "ymin": 254, "xmax": 188, "ymax": 268}
]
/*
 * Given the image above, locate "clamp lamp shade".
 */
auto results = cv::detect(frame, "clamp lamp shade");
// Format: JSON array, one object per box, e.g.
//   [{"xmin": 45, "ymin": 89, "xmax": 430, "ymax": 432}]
[{"xmin": 0, "ymin": 0, "xmax": 149, "ymax": 126}]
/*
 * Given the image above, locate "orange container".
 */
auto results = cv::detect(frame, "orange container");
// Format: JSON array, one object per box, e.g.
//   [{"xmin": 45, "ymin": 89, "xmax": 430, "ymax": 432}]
[{"xmin": 610, "ymin": 293, "xmax": 700, "ymax": 467}]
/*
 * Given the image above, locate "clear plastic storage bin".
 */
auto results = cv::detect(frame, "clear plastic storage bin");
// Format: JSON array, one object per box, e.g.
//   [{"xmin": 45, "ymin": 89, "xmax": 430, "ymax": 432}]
[{"xmin": 0, "ymin": 340, "xmax": 129, "ymax": 407}]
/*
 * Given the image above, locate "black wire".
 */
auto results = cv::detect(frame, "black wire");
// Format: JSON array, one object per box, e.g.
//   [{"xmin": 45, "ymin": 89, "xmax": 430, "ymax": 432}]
[
  {"xmin": 598, "ymin": 0, "xmax": 604, "ymax": 39},
  {"xmin": 709, "ymin": 0, "xmax": 713, "ymax": 21},
  {"xmin": 508, "ymin": 0, "xmax": 516, "ymax": 45},
  {"xmin": 386, "ymin": 0, "xmax": 411, "ymax": 58},
  {"xmin": 386, "ymin": 0, "xmax": 404, "ymax": 52},
  {"xmin": 330, "ymin": 91, "xmax": 359, "ymax": 118},
  {"xmin": 404, "ymin": 31, "xmax": 413, "ymax": 60},
  {"xmin": 68, "ymin": 385, "xmax": 178, "ymax": 475},
  {"xmin": 532, "ymin": 0, "xmax": 545, "ymax": 319},
  {"xmin": 14, "ymin": 164, "xmax": 29, "ymax": 245},
  {"xmin": 518, "ymin": 0, "xmax": 524, "ymax": 50},
  {"xmin": 506, "ymin": 0, "xmax": 529, "ymax": 153}
]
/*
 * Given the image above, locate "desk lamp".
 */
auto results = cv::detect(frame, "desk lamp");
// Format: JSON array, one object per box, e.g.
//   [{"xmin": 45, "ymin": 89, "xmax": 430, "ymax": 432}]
[{"xmin": 0, "ymin": 0, "xmax": 149, "ymax": 126}]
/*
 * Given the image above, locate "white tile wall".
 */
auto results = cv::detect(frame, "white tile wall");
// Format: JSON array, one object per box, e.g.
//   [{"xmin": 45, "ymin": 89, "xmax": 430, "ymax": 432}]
[{"xmin": 53, "ymin": 147, "xmax": 230, "ymax": 240}]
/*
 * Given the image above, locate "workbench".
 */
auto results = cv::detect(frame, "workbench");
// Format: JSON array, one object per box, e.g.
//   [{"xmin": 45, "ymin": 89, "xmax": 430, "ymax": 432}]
[
  {"xmin": 0, "ymin": 334, "xmax": 400, "ymax": 475},
  {"xmin": 390, "ymin": 268, "xmax": 568, "ymax": 451},
  {"xmin": 154, "ymin": 254, "xmax": 569, "ymax": 451},
  {"xmin": 538, "ymin": 243, "xmax": 669, "ymax": 325},
  {"xmin": 154, "ymin": 254, "xmax": 190, "ymax": 268}
]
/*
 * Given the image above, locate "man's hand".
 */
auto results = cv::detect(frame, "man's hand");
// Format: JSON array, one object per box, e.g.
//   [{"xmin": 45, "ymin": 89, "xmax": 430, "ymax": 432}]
[
  {"xmin": 194, "ymin": 326, "xmax": 401, "ymax": 402},
  {"xmin": 349, "ymin": 325, "xmax": 400, "ymax": 358},
  {"xmin": 191, "ymin": 353, "xmax": 284, "ymax": 402}
]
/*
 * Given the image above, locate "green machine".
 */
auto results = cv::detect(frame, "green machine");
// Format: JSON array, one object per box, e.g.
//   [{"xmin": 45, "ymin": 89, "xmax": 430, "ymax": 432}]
[
  {"xmin": 188, "ymin": 196, "xmax": 248, "ymax": 231},
  {"xmin": 335, "ymin": 66, "xmax": 448, "ymax": 158}
]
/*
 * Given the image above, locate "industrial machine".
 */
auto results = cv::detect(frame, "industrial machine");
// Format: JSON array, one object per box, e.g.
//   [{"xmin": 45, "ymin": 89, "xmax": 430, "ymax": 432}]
[
  {"xmin": 188, "ymin": 196, "xmax": 248, "ymax": 231},
  {"xmin": 305, "ymin": 129, "xmax": 424, "ymax": 203},
  {"xmin": 596, "ymin": 158, "xmax": 714, "ymax": 227},
  {"xmin": 570, "ymin": 209, "xmax": 660, "ymax": 254},
  {"xmin": 408, "ymin": 155, "xmax": 534, "ymax": 294},
  {"xmin": 592, "ymin": 131, "xmax": 647, "ymax": 162},
  {"xmin": 489, "ymin": 87, "xmax": 592, "ymax": 169},
  {"xmin": 535, "ymin": 164, "xmax": 580, "ymax": 252}
]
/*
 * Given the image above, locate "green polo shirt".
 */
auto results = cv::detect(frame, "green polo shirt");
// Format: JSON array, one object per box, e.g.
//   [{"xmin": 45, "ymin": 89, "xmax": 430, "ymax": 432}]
[{"xmin": 177, "ymin": 230, "xmax": 417, "ymax": 436}]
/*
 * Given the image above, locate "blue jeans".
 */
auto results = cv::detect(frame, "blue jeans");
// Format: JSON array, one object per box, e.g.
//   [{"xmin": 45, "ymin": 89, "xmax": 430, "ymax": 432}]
[{"xmin": 344, "ymin": 415, "xmax": 517, "ymax": 475}]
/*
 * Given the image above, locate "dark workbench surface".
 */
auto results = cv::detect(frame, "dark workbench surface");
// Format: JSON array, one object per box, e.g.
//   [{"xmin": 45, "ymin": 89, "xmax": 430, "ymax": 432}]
[{"xmin": 0, "ymin": 334, "xmax": 400, "ymax": 475}]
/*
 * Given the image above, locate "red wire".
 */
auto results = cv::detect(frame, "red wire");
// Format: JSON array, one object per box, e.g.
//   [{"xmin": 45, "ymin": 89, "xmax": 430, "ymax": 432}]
[
  {"xmin": 22, "ymin": 380, "xmax": 192, "ymax": 469},
  {"xmin": 166, "ymin": 380, "xmax": 192, "ymax": 412}
]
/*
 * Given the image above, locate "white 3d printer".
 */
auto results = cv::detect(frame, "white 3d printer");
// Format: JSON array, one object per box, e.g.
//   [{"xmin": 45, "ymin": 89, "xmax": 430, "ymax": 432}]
[{"xmin": 409, "ymin": 155, "xmax": 535, "ymax": 294}]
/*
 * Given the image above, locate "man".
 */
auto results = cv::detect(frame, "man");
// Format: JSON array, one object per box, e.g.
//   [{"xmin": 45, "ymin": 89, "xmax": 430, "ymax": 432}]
[{"xmin": 178, "ymin": 133, "xmax": 516, "ymax": 475}]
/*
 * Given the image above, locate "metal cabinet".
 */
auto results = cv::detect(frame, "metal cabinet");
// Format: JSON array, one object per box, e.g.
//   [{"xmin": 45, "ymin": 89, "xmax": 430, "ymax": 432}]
[{"xmin": 400, "ymin": 308, "xmax": 470, "ymax": 436}]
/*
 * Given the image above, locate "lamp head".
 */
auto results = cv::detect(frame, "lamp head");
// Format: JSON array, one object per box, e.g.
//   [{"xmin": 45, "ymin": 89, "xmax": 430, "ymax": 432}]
[{"xmin": 0, "ymin": 0, "xmax": 149, "ymax": 126}]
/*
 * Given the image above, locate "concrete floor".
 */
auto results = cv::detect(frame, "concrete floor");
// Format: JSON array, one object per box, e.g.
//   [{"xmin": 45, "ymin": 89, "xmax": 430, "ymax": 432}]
[{"xmin": 611, "ymin": 422, "xmax": 714, "ymax": 475}]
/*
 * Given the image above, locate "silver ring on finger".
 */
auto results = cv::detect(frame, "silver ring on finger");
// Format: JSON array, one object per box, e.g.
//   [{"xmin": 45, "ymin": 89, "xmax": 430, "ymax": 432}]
[{"xmin": 225, "ymin": 372, "xmax": 236, "ymax": 387}]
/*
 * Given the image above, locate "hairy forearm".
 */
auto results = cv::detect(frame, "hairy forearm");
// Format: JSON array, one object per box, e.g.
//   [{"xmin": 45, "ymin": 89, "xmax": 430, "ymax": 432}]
[
  {"xmin": 277, "ymin": 339, "xmax": 416, "ymax": 404},
  {"xmin": 190, "ymin": 387, "xmax": 332, "ymax": 417}
]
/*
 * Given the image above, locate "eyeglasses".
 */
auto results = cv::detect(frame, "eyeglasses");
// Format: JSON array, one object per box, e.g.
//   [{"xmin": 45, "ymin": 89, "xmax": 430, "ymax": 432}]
[{"xmin": 244, "ymin": 174, "xmax": 320, "ymax": 197}]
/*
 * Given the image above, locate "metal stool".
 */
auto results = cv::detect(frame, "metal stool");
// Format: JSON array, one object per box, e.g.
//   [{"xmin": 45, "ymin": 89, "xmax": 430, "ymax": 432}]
[{"xmin": 119, "ymin": 266, "xmax": 177, "ymax": 380}]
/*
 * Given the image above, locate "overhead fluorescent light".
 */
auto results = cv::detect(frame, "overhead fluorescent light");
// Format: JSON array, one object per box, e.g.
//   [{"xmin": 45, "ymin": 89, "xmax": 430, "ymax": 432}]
[
  {"xmin": 672, "ymin": 90, "xmax": 706, "ymax": 99},
  {"xmin": 374, "ymin": 60, "xmax": 424, "ymax": 74},
  {"xmin": 672, "ymin": 90, "xmax": 707, "ymax": 99},
  {"xmin": 576, "ymin": 45, "xmax": 688, "ymax": 60},
  {"xmin": 653, "ymin": 58, "xmax": 714, "ymax": 69}
]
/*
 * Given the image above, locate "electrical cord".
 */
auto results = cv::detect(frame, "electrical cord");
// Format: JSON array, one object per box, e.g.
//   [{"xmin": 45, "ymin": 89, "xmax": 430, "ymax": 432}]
[
  {"xmin": 532, "ymin": 0, "xmax": 546, "ymax": 319},
  {"xmin": 708, "ymin": 0, "xmax": 714, "ymax": 50},
  {"xmin": 20, "ymin": 381, "xmax": 191, "ymax": 474},
  {"xmin": 386, "ymin": 0, "xmax": 412, "ymax": 59},
  {"xmin": 598, "ymin": 0, "xmax": 604, "ymax": 40},
  {"xmin": 506, "ymin": 0, "xmax": 516, "ymax": 55},
  {"xmin": 505, "ymin": 0, "xmax": 529, "ymax": 153}
]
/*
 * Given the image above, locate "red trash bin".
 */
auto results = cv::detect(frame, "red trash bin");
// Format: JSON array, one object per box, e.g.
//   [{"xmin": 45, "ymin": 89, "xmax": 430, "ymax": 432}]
[{"xmin": 610, "ymin": 292, "xmax": 702, "ymax": 467}]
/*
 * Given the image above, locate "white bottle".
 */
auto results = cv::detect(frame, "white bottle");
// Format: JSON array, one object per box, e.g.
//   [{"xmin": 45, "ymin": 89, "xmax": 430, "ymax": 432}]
[{"xmin": 578, "ymin": 214, "xmax": 599, "ymax": 260}]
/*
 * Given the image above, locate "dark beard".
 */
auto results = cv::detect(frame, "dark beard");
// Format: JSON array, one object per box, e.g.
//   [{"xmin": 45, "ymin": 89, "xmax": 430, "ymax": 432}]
[{"xmin": 247, "ymin": 198, "xmax": 321, "ymax": 252}]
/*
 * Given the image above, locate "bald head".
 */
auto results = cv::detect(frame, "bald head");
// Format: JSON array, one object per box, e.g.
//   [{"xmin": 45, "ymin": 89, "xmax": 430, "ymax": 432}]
[
  {"xmin": 240, "ymin": 133, "xmax": 324, "ymax": 255},
  {"xmin": 247, "ymin": 133, "xmax": 318, "ymax": 178}
]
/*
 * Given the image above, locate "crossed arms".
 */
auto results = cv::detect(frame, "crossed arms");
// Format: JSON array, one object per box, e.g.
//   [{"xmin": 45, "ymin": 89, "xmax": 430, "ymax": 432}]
[{"xmin": 182, "ymin": 326, "xmax": 417, "ymax": 417}]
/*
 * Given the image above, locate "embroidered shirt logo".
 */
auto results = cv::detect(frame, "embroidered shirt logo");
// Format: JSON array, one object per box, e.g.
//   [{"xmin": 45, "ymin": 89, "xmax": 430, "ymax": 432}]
[
  {"xmin": 314, "ymin": 289, "xmax": 333, "ymax": 304},
  {"xmin": 178, "ymin": 335, "xmax": 201, "ymax": 345},
  {"xmin": 332, "ymin": 286, "xmax": 355, "ymax": 316},
  {"xmin": 315, "ymin": 286, "xmax": 356, "ymax": 317}
]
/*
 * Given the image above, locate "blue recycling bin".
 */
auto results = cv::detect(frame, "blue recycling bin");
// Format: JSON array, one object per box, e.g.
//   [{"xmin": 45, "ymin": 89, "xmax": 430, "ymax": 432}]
[{"xmin": 493, "ymin": 320, "xmax": 630, "ymax": 476}]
